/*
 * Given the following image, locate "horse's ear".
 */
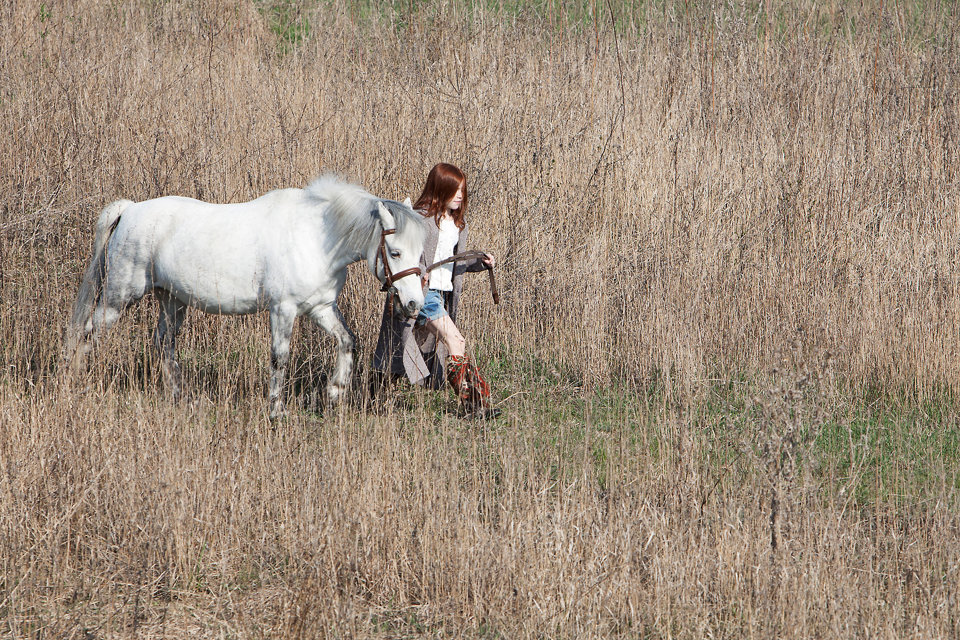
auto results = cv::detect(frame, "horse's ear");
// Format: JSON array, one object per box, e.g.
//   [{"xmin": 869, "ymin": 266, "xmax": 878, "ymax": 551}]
[
  {"xmin": 403, "ymin": 197, "xmax": 412, "ymax": 208},
  {"xmin": 376, "ymin": 201, "xmax": 396, "ymax": 229}
]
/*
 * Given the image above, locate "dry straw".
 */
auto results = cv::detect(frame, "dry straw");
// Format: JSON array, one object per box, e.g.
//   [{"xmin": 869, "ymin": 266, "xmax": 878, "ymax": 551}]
[{"xmin": 1, "ymin": 0, "xmax": 958, "ymax": 637}]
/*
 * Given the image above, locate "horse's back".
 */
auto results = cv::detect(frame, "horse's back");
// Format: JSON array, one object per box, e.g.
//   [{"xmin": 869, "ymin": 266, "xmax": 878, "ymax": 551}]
[
  {"xmin": 115, "ymin": 189, "xmax": 308, "ymax": 246},
  {"xmin": 110, "ymin": 189, "xmax": 316, "ymax": 313}
]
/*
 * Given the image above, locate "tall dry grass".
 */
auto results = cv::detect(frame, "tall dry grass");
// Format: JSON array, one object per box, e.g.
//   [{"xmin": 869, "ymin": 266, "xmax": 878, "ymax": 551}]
[
  {"xmin": 2, "ymin": 0, "xmax": 958, "ymax": 394},
  {"xmin": 2, "ymin": 0, "xmax": 959, "ymax": 637}
]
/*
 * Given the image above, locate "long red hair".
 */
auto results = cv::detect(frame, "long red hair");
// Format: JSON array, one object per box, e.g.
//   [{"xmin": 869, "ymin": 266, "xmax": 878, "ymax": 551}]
[{"xmin": 414, "ymin": 163, "xmax": 467, "ymax": 230}]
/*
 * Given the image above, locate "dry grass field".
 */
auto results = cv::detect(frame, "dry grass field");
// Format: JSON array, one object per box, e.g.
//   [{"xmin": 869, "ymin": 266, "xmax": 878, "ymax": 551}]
[{"xmin": 2, "ymin": 0, "xmax": 960, "ymax": 637}]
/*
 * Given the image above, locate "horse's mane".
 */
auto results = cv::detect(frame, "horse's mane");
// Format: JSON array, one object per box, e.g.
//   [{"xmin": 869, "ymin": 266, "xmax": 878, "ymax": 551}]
[{"xmin": 304, "ymin": 175, "xmax": 424, "ymax": 252}]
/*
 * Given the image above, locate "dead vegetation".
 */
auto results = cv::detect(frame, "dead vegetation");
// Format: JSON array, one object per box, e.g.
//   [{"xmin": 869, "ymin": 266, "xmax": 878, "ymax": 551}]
[{"xmin": 1, "ymin": 0, "xmax": 958, "ymax": 637}]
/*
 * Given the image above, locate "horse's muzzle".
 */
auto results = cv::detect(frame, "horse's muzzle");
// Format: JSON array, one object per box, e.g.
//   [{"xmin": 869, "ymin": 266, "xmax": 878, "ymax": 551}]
[
  {"xmin": 403, "ymin": 299, "xmax": 422, "ymax": 318},
  {"xmin": 391, "ymin": 293, "xmax": 421, "ymax": 319}
]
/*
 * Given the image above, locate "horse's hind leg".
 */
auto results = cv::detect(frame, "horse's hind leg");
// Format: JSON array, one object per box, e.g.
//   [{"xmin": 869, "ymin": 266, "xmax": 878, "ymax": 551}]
[
  {"xmin": 61, "ymin": 297, "xmax": 127, "ymax": 379},
  {"xmin": 309, "ymin": 303, "xmax": 356, "ymax": 406},
  {"xmin": 154, "ymin": 290, "xmax": 187, "ymax": 401},
  {"xmin": 75, "ymin": 297, "xmax": 126, "ymax": 362},
  {"xmin": 64, "ymin": 318, "xmax": 99, "ymax": 375}
]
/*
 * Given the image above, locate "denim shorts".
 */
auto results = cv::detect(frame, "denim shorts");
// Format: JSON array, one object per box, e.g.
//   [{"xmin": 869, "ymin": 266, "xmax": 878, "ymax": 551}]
[{"xmin": 416, "ymin": 289, "xmax": 449, "ymax": 326}]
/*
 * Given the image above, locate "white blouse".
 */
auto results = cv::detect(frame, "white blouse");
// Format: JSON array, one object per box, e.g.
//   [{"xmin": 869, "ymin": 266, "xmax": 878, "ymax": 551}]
[{"xmin": 428, "ymin": 216, "xmax": 459, "ymax": 291}]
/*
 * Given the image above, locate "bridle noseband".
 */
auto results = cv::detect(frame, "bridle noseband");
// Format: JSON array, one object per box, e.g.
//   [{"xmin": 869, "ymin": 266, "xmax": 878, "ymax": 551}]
[{"xmin": 376, "ymin": 227, "xmax": 421, "ymax": 292}]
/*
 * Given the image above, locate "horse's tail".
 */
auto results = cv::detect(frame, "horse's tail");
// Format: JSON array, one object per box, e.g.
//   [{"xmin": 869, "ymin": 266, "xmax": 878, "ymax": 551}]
[{"xmin": 64, "ymin": 199, "xmax": 133, "ymax": 360}]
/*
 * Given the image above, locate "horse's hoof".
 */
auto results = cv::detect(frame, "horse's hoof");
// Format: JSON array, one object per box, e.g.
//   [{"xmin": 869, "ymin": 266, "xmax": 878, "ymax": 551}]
[
  {"xmin": 326, "ymin": 385, "xmax": 347, "ymax": 406},
  {"xmin": 170, "ymin": 388, "xmax": 194, "ymax": 406}
]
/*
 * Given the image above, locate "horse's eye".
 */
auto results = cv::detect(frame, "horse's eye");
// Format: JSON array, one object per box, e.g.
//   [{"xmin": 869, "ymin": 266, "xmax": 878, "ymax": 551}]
[{"xmin": 390, "ymin": 250, "xmax": 401, "ymax": 259}]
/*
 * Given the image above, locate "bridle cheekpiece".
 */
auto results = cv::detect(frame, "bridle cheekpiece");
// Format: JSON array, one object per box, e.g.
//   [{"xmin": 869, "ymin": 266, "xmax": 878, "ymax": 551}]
[{"xmin": 376, "ymin": 226, "xmax": 421, "ymax": 292}]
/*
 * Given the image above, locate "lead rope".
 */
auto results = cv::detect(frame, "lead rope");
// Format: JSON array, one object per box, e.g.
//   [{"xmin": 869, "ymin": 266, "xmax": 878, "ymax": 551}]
[{"xmin": 424, "ymin": 251, "xmax": 499, "ymax": 304}]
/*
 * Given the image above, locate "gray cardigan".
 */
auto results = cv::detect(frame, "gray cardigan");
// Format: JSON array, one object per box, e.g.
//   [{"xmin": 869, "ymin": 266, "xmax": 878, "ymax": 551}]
[{"xmin": 372, "ymin": 212, "xmax": 486, "ymax": 386}]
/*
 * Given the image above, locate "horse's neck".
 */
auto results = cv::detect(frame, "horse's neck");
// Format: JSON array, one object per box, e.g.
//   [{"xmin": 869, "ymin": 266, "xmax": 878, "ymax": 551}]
[
  {"xmin": 327, "ymin": 237, "xmax": 367, "ymax": 274},
  {"xmin": 300, "ymin": 190, "xmax": 377, "ymax": 274},
  {"xmin": 323, "ymin": 214, "xmax": 372, "ymax": 273}
]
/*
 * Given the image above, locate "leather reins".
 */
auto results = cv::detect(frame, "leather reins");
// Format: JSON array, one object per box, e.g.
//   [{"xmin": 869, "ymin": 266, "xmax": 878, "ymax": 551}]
[
  {"xmin": 380, "ymin": 232, "xmax": 500, "ymax": 314},
  {"xmin": 377, "ymin": 227, "xmax": 422, "ymax": 292},
  {"xmin": 426, "ymin": 251, "xmax": 499, "ymax": 304}
]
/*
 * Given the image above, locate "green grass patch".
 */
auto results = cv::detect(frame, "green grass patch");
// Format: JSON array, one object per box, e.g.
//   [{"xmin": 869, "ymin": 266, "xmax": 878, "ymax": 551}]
[
  {"xmin": 464, "ymin": 346, "xmax": 960, "ymax": 509},
  {"xmin": 255, "ymin": 0, "xmax": 313, "ymax": 52}
]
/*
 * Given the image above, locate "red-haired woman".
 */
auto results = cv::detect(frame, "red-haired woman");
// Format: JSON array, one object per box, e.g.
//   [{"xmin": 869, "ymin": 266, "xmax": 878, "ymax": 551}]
[{"xmin": 373, "ymin": 163, "xmax": 498, "ymax": 417}]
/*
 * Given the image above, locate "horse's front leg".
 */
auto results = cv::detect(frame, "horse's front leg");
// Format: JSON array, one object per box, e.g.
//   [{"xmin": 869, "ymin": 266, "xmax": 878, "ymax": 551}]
[
  {"xmin": 309, "ymin": 304, "xmax": 356, "ymax": 406},
  {"xmin": 268, "ymin": 304, "xmax": 297, "ymax": 420}
]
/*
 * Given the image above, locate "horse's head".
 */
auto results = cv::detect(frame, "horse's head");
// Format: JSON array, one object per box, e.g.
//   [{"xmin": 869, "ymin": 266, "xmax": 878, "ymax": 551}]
[{"xmin": 369, "ymin": 198, "xmax": 425, "ymax": 318}]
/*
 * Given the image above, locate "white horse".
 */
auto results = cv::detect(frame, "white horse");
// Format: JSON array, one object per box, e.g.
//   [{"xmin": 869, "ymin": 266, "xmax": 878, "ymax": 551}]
[{"xmin": 65, "ymin": 176, "xmax": 425, "ymax": 417}]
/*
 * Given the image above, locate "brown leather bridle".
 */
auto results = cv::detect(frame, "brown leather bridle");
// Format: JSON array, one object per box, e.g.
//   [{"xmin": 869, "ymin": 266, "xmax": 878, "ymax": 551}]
[{"xmin": 376, "ymin": 227, "xmax": 422, "ymax": 292}]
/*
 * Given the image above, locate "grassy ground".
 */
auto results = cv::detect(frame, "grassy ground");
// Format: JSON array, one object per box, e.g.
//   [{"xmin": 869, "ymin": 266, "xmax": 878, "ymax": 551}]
[
  {"xmin": 3, "ymin": 352, "xmax": 958, "ymax": 637},
  {"xmin": 3, "ymin": 0, "xmax": 960, "ymax": 636}
]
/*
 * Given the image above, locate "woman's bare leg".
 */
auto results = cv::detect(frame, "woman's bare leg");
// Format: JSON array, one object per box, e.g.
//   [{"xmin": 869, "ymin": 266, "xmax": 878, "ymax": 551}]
[
  {"xmin": 424, "ymin": 315, "xmax": 497, "ymax": 416},
  {"xmin": 423, "ymin": 315, "xmax": 466, "ymax": 357}
]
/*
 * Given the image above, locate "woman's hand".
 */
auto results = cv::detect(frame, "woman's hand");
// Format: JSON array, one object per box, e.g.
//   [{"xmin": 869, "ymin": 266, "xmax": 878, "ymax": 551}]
[{"xmin": 482, "ymin": 252, "xmax": 496, "ymax": 268}]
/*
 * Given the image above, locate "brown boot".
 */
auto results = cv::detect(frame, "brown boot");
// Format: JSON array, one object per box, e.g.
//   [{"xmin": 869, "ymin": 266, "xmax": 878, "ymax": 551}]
[{"xmin": 446, "ymin": 355, "xmax": 500, "ymax": 418}]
